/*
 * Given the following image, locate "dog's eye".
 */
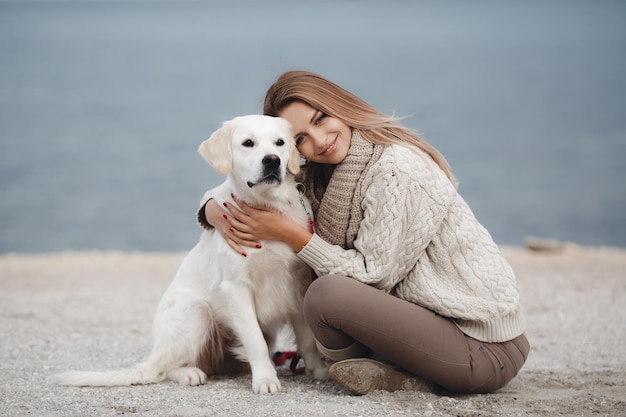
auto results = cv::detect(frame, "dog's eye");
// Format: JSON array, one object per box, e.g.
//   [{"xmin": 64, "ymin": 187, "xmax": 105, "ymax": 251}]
[
  {"xmin": 276, "ymin": 138, "xmax": 285, "ymax": 146},
  {"xmin": 242, "ymin": 139, "xmax": 254, "ymax": 147}
]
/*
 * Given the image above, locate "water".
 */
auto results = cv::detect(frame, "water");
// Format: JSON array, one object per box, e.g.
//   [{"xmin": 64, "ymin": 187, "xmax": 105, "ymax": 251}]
[{"xmin": 1, "ymin": 0, "xmax": 625, "ymax": 253}]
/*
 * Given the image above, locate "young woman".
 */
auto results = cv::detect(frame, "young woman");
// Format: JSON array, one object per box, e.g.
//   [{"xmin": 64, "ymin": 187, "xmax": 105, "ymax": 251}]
[{"xmin": 198, "ymin": 70, "xmax": 529, "ymax": 395}]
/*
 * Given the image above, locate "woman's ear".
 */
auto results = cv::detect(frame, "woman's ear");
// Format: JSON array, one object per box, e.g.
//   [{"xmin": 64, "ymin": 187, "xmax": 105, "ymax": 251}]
[{"xmin": 198, "ymin": 120, "xmax": 234, "ymax": 175}]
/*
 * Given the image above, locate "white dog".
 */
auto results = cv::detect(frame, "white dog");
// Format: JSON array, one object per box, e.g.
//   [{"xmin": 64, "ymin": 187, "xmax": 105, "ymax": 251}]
[{"xmin": 52, "ymin": 115, "xmax": 328, "ymax": 394}]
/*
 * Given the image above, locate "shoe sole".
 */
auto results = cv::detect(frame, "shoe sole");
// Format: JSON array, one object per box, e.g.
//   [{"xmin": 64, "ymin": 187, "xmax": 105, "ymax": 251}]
[{"xmin": 329, "ymin": 358, "xmax": 434, "ymax": 396}]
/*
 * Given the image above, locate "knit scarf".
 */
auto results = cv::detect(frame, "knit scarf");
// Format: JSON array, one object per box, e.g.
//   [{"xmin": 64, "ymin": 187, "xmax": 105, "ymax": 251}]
[{"xmin": 303, "ymin": 130, "xmax": 385, "ymax": 249}]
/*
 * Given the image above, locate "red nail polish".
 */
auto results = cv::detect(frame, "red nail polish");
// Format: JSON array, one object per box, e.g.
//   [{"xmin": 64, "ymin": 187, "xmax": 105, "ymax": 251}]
[
  {"xmin": 223, "ymin": 214, "xmax": 228, "ymax": 220},
  {"xmin": 229, "ymin": 228, "xmax": 234, "ymax": 233},
  {"xmin": 256, "ymin": 244, "xmax": 262, "ymax": 249},
  {"xmin": 223, "ymin": 202, "xmax": 228, "ymax": 208},
  {"xmin": 231, "ymin": 193, "xmax": 235, "ymax": 199},
  {"xmin": 241, "ymin": 252, "xmax": 247, "ymax": 257}
]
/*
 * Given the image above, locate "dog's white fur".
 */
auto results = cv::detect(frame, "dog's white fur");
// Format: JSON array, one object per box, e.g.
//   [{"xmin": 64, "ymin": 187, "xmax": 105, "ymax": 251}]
[{"xmin": 52, "ymin": 115, "xmax": 328, "ymax": 394}]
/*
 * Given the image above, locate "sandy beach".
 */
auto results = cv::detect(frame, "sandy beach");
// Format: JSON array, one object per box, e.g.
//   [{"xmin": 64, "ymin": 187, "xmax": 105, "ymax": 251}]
[{"xmin": 1, "ymin": 245, "xmax": 624, "ymax": 416}]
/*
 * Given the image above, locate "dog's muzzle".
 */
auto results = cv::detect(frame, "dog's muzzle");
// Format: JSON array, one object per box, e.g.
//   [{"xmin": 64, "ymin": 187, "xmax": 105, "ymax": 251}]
[{"xmin": 247, "ymin": 154, "xmax": 282, "ymax": 188}]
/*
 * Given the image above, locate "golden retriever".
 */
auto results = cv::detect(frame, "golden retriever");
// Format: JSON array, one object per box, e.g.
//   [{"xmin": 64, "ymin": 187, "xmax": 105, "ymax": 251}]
[{"xmin": 52, "ymin": 115, "xmax": 328, "ymax": 394}]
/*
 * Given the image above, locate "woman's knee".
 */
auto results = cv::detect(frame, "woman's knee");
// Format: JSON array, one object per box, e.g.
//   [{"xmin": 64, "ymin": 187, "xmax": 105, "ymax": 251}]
[{"xmin": 303, "ymin": 275, "xmax": 350, "ymax": 323}]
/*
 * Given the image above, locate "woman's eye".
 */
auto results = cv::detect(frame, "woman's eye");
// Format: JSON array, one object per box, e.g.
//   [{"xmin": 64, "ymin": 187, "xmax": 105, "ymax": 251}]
[
  {"xmin": 276, "ymin": 138, "xmax": 285, "ymax": 146},
  {"xmin": 315, "ymin": 114, "xmax": 327, "ymax": 125},
  {"xmin": 295, "ymin": 135, "xmax": 306, "ymax": 146},
  {"xmin": 242, "ymin": 139, "xmax": 254, "ymax": 147}
]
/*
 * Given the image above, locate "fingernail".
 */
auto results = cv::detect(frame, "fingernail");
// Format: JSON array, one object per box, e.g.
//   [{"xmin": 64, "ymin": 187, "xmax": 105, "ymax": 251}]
[
  {"xmin": 223, "ymin": 214, "xmax": 228, "ymax": 220},
  {"xmin": 256, "ymin": 244, "xmax": 262, "ymax": 249},
  {"xmin": 241, "ymin": 252, "xmax": 247, "ymax": 257},
  {"xmin": 223, "ymin": 202, "xmax": 228, "ymax": 208},
  {"xmin": 229, "ymin": 228, "xmax": 234, "ymax": 233},
  {"xmin": 231, "ymin": 193, "xmax": 235, "ymax": 199}
]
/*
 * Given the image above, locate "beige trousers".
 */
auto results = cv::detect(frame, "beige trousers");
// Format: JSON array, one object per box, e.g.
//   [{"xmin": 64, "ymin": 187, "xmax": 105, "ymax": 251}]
[{"xmin": 303, "ymin": 275, "xmax": 530, "ymax": 394}]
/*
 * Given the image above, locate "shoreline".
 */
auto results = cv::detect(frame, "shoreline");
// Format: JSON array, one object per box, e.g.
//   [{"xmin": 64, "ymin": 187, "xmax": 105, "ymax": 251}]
[{"xmin": 1, "ymin": 246, "xmax": 624, "ymax": 416}]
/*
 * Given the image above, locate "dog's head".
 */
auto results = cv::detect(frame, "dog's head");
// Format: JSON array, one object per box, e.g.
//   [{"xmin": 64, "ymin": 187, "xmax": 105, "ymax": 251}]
[{"xmin": 198, "ymin": 115, "xmax": 301, "ymax": 189}]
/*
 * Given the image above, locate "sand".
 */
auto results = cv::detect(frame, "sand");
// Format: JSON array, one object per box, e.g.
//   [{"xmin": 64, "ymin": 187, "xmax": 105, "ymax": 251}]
[{"xmin": 0, "ymin": 245, "xmax": 624, "ymax": 416}]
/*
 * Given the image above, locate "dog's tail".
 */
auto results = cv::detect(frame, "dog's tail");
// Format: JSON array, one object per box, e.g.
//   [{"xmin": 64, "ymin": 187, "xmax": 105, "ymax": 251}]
[{"xmin": 50, "ymin": 365, "xmax": 165, "ymax": 387}]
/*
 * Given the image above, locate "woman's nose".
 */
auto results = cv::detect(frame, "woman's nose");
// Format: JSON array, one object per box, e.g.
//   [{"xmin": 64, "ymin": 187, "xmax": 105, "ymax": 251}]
[{"xmin": 310, "ymin": 129, "xmax": 326, "ymax": 148}]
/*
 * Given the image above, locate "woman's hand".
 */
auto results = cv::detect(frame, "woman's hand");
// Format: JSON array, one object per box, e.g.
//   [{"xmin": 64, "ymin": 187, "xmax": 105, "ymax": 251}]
[
  {"xmin": 204, "ymin": 199, "xmax": 260, "ymax": 256},
  {"xmin": 223, "ymin": 197, "xmax": 289, "ymax": 242},
  {"xmin": 225, "ymin": 195, "xmax": 314, "ymax": 253}
]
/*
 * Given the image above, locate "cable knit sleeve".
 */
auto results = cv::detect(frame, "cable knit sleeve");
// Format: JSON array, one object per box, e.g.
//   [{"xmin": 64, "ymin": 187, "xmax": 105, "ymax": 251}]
[{"xmin": 298, "ymin": 146, "xmax": 454, "ymax": 291}]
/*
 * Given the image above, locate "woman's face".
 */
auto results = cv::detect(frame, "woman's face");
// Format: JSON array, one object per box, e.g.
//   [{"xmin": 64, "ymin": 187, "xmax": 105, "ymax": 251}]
[{"xmin": 278, "ymin": 101, "xmax": 352, "ymax": 165}]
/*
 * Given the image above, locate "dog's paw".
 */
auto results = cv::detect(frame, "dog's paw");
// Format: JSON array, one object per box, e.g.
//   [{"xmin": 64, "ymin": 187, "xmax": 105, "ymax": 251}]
[
  {"xmin": 308, "ymin": 362, "xmax": 330, "ymax": 380},
  {"xmin": 167, "ymin": 367, "xmax": 208, "ymax": 386},
  {"xmin": 252, "ymin": 376, "xmax": 281, "ymax": 394},
  {"xmin": 301, "ymin": 354, "xmax": 329, "ymax": 380}
]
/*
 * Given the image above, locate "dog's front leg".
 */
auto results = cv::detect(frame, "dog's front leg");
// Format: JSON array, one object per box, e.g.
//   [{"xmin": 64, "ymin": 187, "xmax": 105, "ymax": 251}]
[{"xmin": 222, "ymin": 281, "xmax": 281, "ymax": 394}]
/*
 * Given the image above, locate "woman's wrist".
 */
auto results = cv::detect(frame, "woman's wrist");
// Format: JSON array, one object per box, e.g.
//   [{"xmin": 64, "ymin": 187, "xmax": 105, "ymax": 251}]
[
  {"xmin": 204, "ymin": 199, "xmax": 223, "ymax": 227},
  {"xmin": 283, "ymin": 222, "xmax": 313, "ymax": 253}
]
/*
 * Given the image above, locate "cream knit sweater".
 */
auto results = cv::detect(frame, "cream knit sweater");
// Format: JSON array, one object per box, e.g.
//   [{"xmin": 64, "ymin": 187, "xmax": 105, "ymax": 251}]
[
  {"xmin": 197, "ymin": 144, "xmax": 525, "ymax": 344},
  {"xmin": 296, "ymin": 144, "xmax": 525, "ymax": 343}
]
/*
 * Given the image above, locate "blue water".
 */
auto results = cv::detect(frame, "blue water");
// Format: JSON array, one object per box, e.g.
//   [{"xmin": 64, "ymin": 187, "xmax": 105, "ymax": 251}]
[{"xmin": 1, "ymin": 0, "xmax": 625, "ymax": 253}]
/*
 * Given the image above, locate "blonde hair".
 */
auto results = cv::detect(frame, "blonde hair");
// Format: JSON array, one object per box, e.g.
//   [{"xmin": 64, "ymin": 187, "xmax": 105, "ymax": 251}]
[{"xmin": 263, "ymin": 70, "xmax": 457, "ymax": 187}]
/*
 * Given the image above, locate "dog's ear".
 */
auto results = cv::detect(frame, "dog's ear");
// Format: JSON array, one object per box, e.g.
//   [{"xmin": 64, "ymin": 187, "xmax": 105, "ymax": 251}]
[
  {"xmin": 280, "ymin": 118, "xmax": 301, "ymax": 175},
  {"xmin": 198, "ymin": 120, "xmax": 234, "ymax": 175},
  {"xmin": 287, "ymin": 141, "xmax": 301, "ymax": 175}
]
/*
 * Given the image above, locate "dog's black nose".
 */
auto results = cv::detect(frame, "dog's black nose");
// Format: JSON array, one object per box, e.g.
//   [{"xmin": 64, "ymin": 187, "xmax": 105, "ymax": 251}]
[{"xmin": 262, "ymin": 154, "xmax": 281, "ymax": 167}]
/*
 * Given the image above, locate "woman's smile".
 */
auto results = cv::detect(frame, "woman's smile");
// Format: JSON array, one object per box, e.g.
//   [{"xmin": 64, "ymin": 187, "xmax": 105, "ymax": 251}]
[{"xmin": 320, "ymin": 137, "xmax": 338, "ymax": 157}]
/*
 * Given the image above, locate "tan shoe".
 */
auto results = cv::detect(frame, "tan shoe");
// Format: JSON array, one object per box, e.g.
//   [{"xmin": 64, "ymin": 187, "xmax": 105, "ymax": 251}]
[{"xmin": 329, "ymin": 358, "xmax": 435, "ymax": 396}]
